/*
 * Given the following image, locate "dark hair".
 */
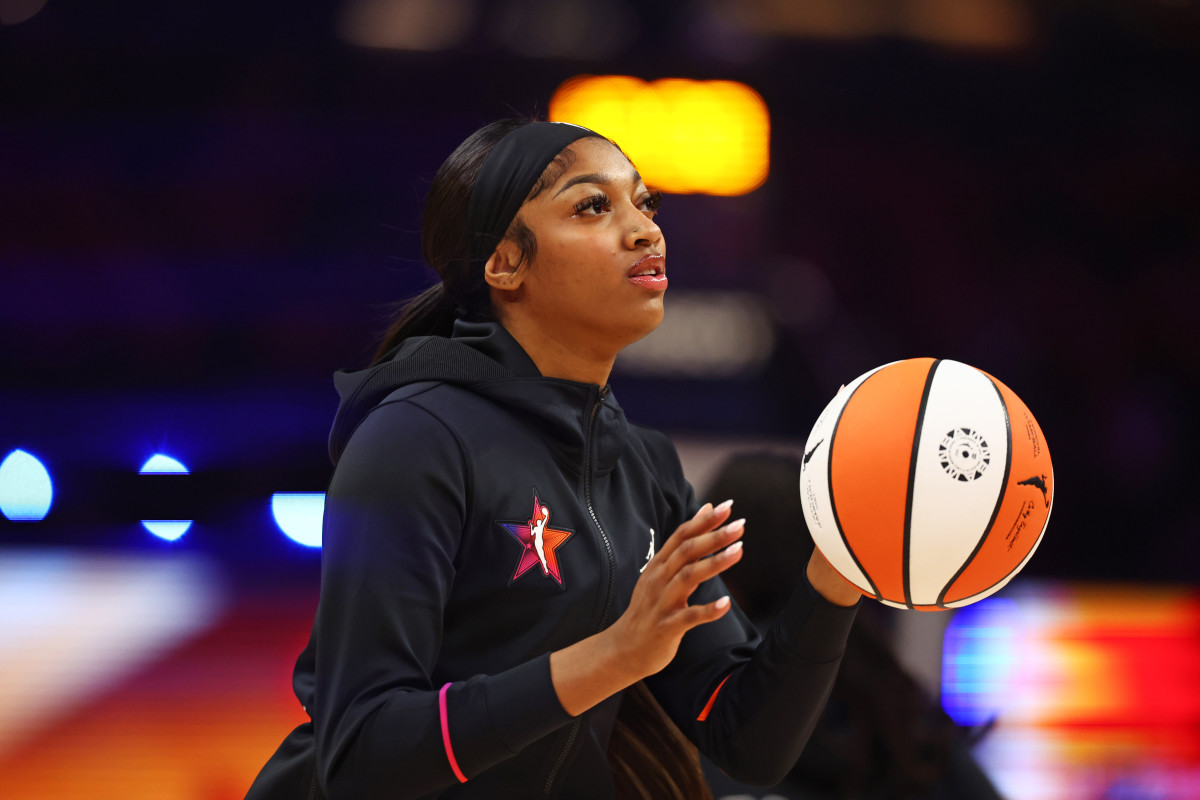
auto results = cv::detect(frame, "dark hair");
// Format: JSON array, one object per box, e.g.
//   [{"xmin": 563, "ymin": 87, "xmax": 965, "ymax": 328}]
[
  {"xmin": 371, "ymin": 118, "xmax": 579, "ymax": 364},
  {"xmin": 608, "ymin": 682, "xmax": 714, "ymax": 800}
]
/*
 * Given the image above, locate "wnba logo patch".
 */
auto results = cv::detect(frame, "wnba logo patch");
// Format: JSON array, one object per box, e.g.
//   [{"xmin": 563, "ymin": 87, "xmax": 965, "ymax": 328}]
[
  {"xmin": 496, "ymin": 488, "xmax": 575, "ymax": 586},
  {"xmin": 938, "ymin": 428, "xmax": 990, "ymax": 482}
]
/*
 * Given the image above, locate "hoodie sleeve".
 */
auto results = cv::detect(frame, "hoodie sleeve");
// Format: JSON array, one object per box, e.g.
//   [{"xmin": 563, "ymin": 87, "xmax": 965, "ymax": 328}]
[
  {"xmin": 640, "ymin": 435, "xmax": 860, "ymax": 787},
  {"xmin": 313, "ymin": 396, "xmax": 572, "ymax": 800}
]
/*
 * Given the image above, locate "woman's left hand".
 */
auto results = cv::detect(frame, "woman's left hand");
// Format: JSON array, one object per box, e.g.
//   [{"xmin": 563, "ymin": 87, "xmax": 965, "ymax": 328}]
[
  {"xmin": 549, "ymin": 501, "xmax": 743, "ymax": 716},
  {"xmin": 805, "ymin": 547, "xmax": 863, "ymax": 607},
  {"xmin": 606, "ymin": 501, "xmax": 746, "ymax": 680}
]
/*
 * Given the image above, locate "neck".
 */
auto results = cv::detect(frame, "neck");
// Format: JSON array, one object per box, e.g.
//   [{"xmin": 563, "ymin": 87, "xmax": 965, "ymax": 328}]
[{"xmin": 500, "ymin": 314, "xmax": 617, "ymax": 386}]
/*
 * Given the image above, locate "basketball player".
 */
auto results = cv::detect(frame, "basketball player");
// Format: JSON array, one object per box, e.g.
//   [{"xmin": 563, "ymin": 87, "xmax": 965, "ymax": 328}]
[{"xmin": 246, "ymin": 119, "xmax": 862, "ymax": 800}]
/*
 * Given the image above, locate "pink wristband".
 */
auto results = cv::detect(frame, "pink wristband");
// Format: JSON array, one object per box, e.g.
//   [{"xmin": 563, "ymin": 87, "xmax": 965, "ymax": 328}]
[{"xmin": 438, "ymin": 682, "xmax": 468, "ymax": 783}]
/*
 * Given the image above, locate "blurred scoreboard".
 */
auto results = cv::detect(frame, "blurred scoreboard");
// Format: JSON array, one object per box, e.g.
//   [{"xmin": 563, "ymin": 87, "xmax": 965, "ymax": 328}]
[{"xmin": 944, "ymin": 583, "xmax": 1200, "ymax": 799}]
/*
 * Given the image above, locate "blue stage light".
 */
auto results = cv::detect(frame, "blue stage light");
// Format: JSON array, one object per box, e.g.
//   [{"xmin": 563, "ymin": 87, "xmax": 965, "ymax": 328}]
[
  {"xmin": 0, "ymin": 449, "xmax": 54, "ymax": 521},
  {"xmin": 140, "ymin": 520, "xmax": 193, "ymax": 541},
  {"xmin": 139, "ymin": 454, "xmax": 189, "ymax": 475},
  {"xmin": 941, "ymin": 597, "xmax": 1020, "ymax": 726},
  {"xmin": 271, "ymin": 492, "xmax": 324, "ymax": 548},
  {"xmin": 139, "ymin": 454, "xmax": 192, "ymax": 541}
]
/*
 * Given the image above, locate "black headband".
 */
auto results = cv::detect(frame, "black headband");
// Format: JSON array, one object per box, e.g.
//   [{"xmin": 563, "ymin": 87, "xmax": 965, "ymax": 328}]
[{"xmin": 466, "ymin": 121, "xmax": 602, "ymax": 267}]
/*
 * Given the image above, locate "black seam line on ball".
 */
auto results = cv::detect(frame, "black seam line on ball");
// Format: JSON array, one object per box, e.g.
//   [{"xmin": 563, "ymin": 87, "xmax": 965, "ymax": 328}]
[
  {"xmin": 828, "ymin": 373, "xmax": 880, "ymax": 601},
  {"xmin": 903, "ymin": 359, "xmax": 941, "ymax": 610},
  {"xmin": 936, "ymin": 372, "xmax": 1013, "ymax": 608}
]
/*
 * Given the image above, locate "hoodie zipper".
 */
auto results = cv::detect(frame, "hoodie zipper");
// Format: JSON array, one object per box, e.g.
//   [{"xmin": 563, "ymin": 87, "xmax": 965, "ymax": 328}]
[
  {"xmin": 585, "ymin": 386, "xmax": 617, "ymax": 629},
  {"xmin": 543, "ymin": 385, "xmax": 616, "ymax": 797}
]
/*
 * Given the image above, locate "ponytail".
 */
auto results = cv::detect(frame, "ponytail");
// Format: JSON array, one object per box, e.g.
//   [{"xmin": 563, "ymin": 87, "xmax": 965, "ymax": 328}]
[
  {"xmin": 607, "ymin": 681, "xmax": 714, "ymax": 800},
  {"xmin": 371, "ymin": 283, "xmax": 458, "ymax": 364},
  {"xmin": 372, "ymin": 118, "xmax": 538, "ymax": 364}
]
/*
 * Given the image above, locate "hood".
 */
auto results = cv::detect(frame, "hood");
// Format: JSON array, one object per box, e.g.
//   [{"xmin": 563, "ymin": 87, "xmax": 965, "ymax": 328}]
[{"xmin": 328, "ymin": 320, "xmax": 629, "ymax": 476}]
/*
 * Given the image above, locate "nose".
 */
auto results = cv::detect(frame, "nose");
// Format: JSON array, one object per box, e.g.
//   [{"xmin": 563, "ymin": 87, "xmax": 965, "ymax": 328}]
[{"xmin": 622, "ymin": 204, "xmax": 662, "ymax": 249}]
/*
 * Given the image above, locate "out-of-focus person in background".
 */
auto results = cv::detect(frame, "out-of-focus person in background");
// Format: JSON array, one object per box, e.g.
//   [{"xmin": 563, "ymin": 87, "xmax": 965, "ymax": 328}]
[{"xmin": 701, "ymin": 451, "xmax": 1004, "ymax": 800}]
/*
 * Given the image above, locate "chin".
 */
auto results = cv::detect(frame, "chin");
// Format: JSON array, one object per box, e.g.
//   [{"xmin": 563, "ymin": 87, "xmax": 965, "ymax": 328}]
[{"xmin": 621, "ymin": 303, "xmax": 665, "ymax": 346}]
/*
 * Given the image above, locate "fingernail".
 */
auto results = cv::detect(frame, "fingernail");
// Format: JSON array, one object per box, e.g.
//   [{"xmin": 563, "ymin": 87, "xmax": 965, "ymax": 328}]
[
  {"xmin": 694, "ymin": 502, "xmax": 713, "ymax": 518},
  {"xmin": 714, "ymin": 499, "xmax": 734, "ymax": 513},
  {"xmin": 726, "ymin": 518, "xmax": 746, "ymax": 532},
  {"xmin": 715, "ymin": 596, "xmax": 731, "ymax": 609},
  {"xmin": 725, "ymin": 541, "xmax": 743, "ymax": 556}
]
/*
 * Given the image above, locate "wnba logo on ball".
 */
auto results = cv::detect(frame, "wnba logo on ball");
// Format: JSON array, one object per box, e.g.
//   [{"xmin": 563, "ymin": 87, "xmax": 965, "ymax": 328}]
[{"xmin": 938, "ymin": 428, "xmax": 991, "ymax": 482}]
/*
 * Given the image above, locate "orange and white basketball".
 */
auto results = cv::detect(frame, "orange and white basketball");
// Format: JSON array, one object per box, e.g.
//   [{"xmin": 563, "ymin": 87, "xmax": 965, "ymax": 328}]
[{"xmin": 799, "ymin": 358, "xmax": 1054, "ymax": 610}]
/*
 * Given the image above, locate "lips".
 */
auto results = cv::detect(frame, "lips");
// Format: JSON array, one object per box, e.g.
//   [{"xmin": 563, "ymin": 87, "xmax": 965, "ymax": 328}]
[{"xmin": 627, "ymin": 254, "xmax": 667, "ymax": 290}]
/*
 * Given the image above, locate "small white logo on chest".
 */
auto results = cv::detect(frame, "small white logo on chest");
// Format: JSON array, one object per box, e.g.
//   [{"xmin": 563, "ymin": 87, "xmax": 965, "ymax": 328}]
[{"xmin": 640, "ymin": 528, "xmax": 655, "ymax": 573}]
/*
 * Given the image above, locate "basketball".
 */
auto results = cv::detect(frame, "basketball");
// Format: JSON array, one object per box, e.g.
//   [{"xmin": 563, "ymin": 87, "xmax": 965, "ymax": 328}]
[{"xmin": 799, "ymin": 358, "xmax": 1054, "ymax": 610}]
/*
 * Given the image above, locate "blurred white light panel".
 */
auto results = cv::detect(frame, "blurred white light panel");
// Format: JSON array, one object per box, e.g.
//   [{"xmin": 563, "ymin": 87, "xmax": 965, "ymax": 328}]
[
  {"xmin": 615, "ymin": 291, "xmax": 775, "ymax": 378},
  {"xmin": 0, "ymin": 550, "xmax": 225, "ymax": 755}
]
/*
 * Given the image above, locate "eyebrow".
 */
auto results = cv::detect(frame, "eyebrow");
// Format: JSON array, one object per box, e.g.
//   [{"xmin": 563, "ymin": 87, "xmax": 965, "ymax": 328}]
[{"xmin": 552, "ymin": 170, "xmax": 643, "ymax": 198}]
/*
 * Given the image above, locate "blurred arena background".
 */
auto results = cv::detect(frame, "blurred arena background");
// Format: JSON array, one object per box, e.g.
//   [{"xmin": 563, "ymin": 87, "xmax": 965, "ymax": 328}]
[{"xmin": 2, "ymin": 1, "xmax": 1198, "ymax": 797}]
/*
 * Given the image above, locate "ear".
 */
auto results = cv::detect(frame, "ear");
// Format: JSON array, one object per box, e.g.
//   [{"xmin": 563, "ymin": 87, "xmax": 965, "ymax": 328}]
[{"xmin": 482, "ymin": 239, "xmax": 525, "ymax": 291}]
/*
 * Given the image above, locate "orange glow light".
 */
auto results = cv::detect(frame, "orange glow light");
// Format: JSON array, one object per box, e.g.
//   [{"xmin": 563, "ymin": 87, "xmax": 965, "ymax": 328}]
[{"xmin": 550, "ymin": 75, "xmax": 770, "ymax": 196}]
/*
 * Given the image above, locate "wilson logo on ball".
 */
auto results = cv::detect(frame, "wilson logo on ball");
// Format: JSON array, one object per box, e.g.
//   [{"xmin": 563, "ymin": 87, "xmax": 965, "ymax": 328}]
[{"xmin": 938, "ymin": 428, "xmax": 991, "ymax": 482}]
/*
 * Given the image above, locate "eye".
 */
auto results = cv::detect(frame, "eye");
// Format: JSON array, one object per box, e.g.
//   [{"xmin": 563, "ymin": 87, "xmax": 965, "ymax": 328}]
[
  {"xmin": 640, "ymin": 190, "xmax": 663, "ymax": 216},
  {"xmin": 573, "ymin": 193, "xmax": 611, "ymax": 216}
]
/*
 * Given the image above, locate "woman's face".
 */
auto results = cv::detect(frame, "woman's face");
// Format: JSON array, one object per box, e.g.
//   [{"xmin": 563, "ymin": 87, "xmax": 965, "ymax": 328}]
[{"xmin": 496, "ymin": 137, "xmax": 667, "ymax": 353}]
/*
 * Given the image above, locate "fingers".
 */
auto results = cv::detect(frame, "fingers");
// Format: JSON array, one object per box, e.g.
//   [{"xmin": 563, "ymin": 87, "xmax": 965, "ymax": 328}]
[
  {"xmin": 655, "ymin": 499, "xmax": 735, "ymax": 559},
  {"xmin": 614, "ymin": 510, "xmax": 743, "ymax": 676},
  {"xmin": 669, "ymin": 594, "xmax": 733, "ymax": 630},
  {"xmin": 634, "ymin": 503, "xmax": 744, "ymax": 633},
  {"xmin": 664, "ymin": 516, "xmax": 745, "ymax": 578},
  {"xmin": 669, "ymin": 529, "xmax": 744, "ymax": 593},
  {"xmin": 681, "ymin": 500, "xmax": 734, "ymax": 540}
]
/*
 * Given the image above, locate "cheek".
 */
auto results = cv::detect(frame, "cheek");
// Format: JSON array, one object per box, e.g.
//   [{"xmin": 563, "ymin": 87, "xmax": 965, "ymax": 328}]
[{"xmin": 535, "ymin": 239, "xmax": 618, "ymax": 292}]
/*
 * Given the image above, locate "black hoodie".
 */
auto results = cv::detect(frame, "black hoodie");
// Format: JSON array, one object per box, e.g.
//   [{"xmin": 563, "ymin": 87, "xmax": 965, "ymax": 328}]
[{"xmin": 246, "ymin": 320, "xmax": 859, "ymax": 800}]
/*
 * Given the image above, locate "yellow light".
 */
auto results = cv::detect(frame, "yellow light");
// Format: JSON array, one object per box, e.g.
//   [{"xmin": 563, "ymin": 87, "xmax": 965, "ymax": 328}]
[{"xmin": 549, "ymin": 76, "xmax": 770, "ymax": 196}]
